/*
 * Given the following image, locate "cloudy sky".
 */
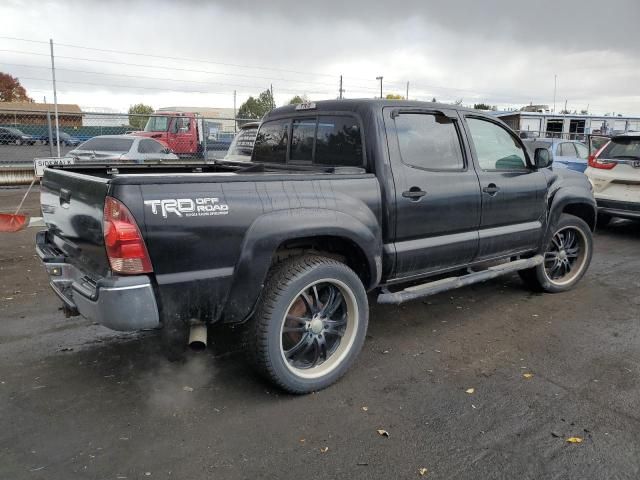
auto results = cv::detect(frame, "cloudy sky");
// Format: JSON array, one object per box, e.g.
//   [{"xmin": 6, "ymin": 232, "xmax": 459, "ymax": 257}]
[{"xmin": 1, "ymin": 0, "xmax": 639, "ymax": 115}]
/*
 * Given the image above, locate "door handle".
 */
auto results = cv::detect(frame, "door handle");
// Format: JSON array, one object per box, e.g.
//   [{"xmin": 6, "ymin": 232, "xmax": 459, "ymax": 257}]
[
  {"xmin": 482, "ymin": 183, "xmax": 500, "ymax": 196},
  {"xmin": 402, "ymin": 187, "xmax": 427, "ymax": 200}
]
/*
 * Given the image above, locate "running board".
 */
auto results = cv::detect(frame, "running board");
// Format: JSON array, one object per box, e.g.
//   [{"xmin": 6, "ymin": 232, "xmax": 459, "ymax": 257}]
[{"xmin": 377, "ymin": 255, "xmax": 543, "ymax": 305}]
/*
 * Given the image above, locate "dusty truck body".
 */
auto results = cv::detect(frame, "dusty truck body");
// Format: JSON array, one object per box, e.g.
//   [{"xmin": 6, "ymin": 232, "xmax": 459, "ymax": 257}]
[{"xmin": 37, "ymin": 99, "xmax": 596, "ymax": 393}]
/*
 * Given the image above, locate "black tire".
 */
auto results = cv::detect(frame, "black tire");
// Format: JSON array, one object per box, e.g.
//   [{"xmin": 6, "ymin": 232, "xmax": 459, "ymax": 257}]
[
  {"xmin": 519, "ymin": 213, "xmax": 593, "ymax": 293},
  {"xmin": 245, "ymin": 255, "xmax": 369, "ymax": 394},
  {"xmin": 597, "ymin": 212, "xmax": 612, "ymax": 228}
]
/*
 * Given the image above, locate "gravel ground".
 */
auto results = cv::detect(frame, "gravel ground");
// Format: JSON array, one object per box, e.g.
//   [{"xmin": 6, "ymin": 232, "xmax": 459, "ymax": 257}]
[{"xmin": 1, "ymin": 186, "xmax": 639, "ymax": 479}]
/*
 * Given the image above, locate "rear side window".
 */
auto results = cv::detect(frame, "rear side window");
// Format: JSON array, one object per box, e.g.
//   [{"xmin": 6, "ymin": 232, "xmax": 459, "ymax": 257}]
[
  {"xmin": 600, "ymin": 137, "xmax": 640, "ymax": 159},
  {"xmin": 315, "ymin": 116, "xmax": 362, "ymax": 166},
  {"xmin": 79, "ymin": 138, "xmax": 134, "ymax": 152},
  {"xmin": 138, "ymin": 139, "xmax": 165, "ymax": 154},
  {"xmin": 253, "ymin": 119, "xmax": 289, "ymax": 163},
  {"xmin": 558, "ymin": 143, "xmax": 577, "ymax": 157},
  {"xmin": 394, "ymin": 113, "xmax": 464, "ymax": 170}
]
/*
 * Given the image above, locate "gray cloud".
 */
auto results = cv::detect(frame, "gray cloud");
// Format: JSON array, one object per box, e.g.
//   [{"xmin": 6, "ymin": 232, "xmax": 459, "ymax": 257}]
[{"xmin": 1, "ymin": 0, "xmax": 638, "ymax": 114}]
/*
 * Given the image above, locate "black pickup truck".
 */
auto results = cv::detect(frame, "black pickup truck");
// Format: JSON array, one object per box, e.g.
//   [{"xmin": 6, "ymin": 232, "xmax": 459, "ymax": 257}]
[{"xmin": 37, "ymin": 99, "xmax": 596, "ymax": 393}]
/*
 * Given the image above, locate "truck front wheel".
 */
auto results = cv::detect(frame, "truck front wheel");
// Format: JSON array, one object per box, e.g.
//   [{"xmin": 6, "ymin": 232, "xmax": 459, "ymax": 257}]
[
  {"xmin": 519, "ymin": 213, "xmax": 593, "ymax": 293},
  {"xmin": 246, "ymin": 255, "xmax": 368, "ymax": 394}
]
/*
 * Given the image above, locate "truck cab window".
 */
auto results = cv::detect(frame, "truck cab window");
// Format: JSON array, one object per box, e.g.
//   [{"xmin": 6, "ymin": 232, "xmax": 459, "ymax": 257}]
[
  {"xmin": 253, "ymin": 119, "xmax": 289, "ymax": 163},
  {"xmin": 394, "ymin": 113, "xmax": 464, "ymax": 170},
  {"xmin": 466, "ymin": 118, "xmax": 527, "ymax": 170},
  {"xmin": 314, "ymin": 116, "xmax": 362, "ymax": 167}
]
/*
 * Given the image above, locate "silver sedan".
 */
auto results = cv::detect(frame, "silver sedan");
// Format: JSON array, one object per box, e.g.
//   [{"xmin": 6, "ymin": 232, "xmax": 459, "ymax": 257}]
[{"xmin": 66, "ymin": 135, "xmax": 179, "ymax": 163}]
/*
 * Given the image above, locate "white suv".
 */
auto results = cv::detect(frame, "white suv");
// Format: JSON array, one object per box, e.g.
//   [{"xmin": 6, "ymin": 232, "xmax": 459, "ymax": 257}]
[{"xmin": 586, "ymin": 132, "xmax": 640, "ymax": 226}]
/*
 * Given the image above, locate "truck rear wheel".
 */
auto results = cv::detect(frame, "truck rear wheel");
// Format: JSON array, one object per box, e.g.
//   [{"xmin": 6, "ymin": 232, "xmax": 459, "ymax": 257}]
[
  {"xmin": 246, "ymin": 255, "xmax": 368, "ymax": 394},
  {"xmin": 519, "ymin": 213, "xmax": 593, "ymax": 293}
]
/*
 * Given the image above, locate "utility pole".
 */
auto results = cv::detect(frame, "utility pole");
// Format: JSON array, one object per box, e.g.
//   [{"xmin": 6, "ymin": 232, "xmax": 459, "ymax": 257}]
[
  {"xmin": 233, "ymin": 90, "xmax": 237, "ymax": 132},
  {"xmin": 376, "ymin": 76, "xmax": 383, "ymax": 99},
  {"xmin": 564, "ymin": 99, "xmax": 567, "ymax": 114},
  {"xmin": 50, "ymin": 38, "xmax": 61, "ymax": 157},
  {"xmin": 406, "ymin": 81, "xmax": 409, "ymax": 100},
  {"xmin": 339, "ymin": 75, "xmax": 345, "ymax": 100},
  {"xmin": 553, "ymin": 74, "xmax": 557, "ymax": 113}
]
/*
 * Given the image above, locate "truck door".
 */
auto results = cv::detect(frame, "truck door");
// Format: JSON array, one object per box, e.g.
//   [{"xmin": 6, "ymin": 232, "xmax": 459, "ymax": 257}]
[
  {"xmin": 168, "ymin": 116, "xmax": 195, "ymax": 155},
  {"xmin": 384, "ymin": 107, "xmax": 481, "ymax": 279},
  {"xmin": 462, "ymin": 115, "xmax": 548, "ymax": 260}
]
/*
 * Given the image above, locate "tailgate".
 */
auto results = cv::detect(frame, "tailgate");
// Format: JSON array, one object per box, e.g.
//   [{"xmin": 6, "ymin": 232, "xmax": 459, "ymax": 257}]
[{"xmin": 40, "ymin": 168, "xmax": 111, "ymax": 276}]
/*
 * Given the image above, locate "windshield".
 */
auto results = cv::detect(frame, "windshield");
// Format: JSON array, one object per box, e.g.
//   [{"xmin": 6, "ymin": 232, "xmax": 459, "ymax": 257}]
[
  {"xmin": 600, "ymin": 137, "xmax": 640, "ymax": 159},
  {"xmin": 226, "ymin": 127, "xmax": 258, "ymax": 157},
  {"xmin": 77, "ymin": 138, "xmax": 134, "ymax": 152},
  {"xmin": 6, "ymin": 128, "xmax": 23, "ymax": 135},
  {"xmin": 144, "ymin": 116, "xmax": 170, "ymax": 132}
]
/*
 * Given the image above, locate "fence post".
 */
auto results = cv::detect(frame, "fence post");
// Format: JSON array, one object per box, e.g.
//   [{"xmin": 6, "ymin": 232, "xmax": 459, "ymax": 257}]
[
  {"xmin": 47, "ymin": 110, "xmax": 54, "ymax": 157},
  {"xmin": 202, "ymin": 117, "xmax": 208, "ymax": 164}
]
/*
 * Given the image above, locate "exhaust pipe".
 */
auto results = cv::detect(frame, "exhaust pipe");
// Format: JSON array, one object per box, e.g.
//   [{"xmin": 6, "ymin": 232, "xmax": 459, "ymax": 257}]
[{"xmin": 188, "ymin": 321, "xmax": 207, "ymax": 351}]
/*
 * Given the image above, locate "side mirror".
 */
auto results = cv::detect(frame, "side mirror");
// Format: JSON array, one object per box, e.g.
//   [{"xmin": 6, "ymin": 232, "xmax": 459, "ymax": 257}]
[{"xmin": 534, "ymin": 148, "xmax": 552, "ymax": 168}]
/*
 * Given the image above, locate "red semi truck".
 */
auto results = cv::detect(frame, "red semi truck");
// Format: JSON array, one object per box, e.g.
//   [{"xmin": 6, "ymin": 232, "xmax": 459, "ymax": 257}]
[{"xmin": 133, "ymin": 111, "xmax": 205, "ymax": 157}]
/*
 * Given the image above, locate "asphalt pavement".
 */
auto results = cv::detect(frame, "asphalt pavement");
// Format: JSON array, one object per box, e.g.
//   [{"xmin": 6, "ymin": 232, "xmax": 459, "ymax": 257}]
[{"xmin": 1, "ymin": 186, "xmax": 639, "ymax": 479}]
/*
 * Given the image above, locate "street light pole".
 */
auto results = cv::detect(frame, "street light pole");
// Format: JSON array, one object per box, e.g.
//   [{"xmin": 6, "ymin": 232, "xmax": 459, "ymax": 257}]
[
  {"xmin": 376, "ymin": 76, "xmax": 383, "ymax": 99},
  {"xmin": 50, "ymin": 38, "xmax": 61, "ymax": 157}
]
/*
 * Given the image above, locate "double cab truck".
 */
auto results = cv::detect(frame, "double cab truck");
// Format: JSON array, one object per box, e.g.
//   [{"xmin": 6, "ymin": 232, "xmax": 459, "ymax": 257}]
[{"xmin": 37, "ymin": 100, "xmax": 596, "ymax": 393}]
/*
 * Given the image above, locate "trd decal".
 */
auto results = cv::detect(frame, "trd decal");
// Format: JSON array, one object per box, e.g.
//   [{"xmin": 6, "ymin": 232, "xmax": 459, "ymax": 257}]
[{"xmin": 144, "ymin": 197, "xmax": 229, "ymax": 218}]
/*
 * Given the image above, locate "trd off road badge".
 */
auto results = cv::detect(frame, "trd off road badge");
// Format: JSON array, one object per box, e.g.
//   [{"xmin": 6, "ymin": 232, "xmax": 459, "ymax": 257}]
[{"xmin": 144, "ymin": 197, "xmax": 229, "ymax": 218}]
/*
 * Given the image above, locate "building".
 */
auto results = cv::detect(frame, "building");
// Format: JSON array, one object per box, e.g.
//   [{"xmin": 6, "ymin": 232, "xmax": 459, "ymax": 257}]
[
  {"xmin": 0, "ymin": 102, "xmax": 82, "ymax": 127},
  {"xmin": 496, "ymin": 111, "xmax": 640, "ymax": 139}
]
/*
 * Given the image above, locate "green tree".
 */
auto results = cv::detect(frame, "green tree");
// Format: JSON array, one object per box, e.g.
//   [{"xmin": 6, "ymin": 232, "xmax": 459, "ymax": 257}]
[
  {"xmin": 237, "ymin": 89, "xmax": 274, "ymax": 120},
  {"xmin": 128, "ymin": 103, "xmax": 154, "ymax": 130},
  {"xmin": 473, "ymin": 103, "xmax": 492, "ymax": 110},
  {"xmin": 385, "ymin": 93, "xmax": 405, "ymax": 100},
  {"xmin": 0, "ymin": 72, "xmax": 33, "ymax": 102},
  {"xmin": 287, "ymin": 95, "xmax": 308, "ymax": 105}
]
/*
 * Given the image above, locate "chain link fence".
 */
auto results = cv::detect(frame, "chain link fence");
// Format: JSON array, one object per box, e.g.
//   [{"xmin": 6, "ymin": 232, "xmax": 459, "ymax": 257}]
[{"xmin": 0, "ymin": 109, "xmax": 257, "ymax": 183}]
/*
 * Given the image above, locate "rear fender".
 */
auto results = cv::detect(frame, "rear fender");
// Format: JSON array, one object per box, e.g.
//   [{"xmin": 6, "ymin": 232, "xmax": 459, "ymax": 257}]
[{"xmin": 222, "ymin": 208, "xmax": 382, "ymax": 323}]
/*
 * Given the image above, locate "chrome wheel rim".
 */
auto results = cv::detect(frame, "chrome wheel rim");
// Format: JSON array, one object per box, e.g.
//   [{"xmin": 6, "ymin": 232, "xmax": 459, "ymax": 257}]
[
  {"xmin": 543, "ymin": 226, "xmax": 588, "ymax": 286},
  {"xmin": 279, "ymin": 279, "xmax": 358, "ymax": 379}
]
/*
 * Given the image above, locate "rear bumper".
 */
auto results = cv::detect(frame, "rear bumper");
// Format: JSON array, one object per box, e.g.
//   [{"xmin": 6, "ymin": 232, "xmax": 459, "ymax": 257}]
[
  {"xmin": 597, "ymin": 199, "xmax": 640, "ymax": 220},
  {"xmin": 36, "ymin": 231, "xmax": 160, "ymax": 331}
]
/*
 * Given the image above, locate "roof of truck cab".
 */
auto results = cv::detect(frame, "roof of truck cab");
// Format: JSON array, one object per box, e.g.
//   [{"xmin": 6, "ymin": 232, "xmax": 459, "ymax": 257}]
[{"xmin": 263, "ymin": 99, "xmax": 483, "ymax": 120}]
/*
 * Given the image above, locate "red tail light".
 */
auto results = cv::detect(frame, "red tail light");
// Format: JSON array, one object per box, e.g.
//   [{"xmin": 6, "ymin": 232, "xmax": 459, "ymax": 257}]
[
  {"xmin": 103, "ymin": 196, "xmax": 153, "ymax": 274},
  {"xmin": 588, "ymin": 142, "xmax": 616, "ymax": 170}
]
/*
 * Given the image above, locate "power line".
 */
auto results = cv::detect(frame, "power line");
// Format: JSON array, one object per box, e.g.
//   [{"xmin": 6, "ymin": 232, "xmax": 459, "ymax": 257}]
[
  {"xmin": 0, "ymin": 62, "xmax": 333, "ymax": 95},
  {"xmin": 0, "ymin": 35, "xmax": 400, "ymax": 86},
  {"xmin": 0, "ymin": 48, "xmax": 383, "ymax": 92}
]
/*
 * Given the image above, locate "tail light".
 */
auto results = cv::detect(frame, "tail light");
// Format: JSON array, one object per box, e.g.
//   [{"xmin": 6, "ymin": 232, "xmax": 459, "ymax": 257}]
[
  {"xmin": 588, "ymin": 141, "xmax": 616, "ymax": 170},
  {"xmin": 103, "ymin": 196, "xmax": 153, "ymax": 274}
]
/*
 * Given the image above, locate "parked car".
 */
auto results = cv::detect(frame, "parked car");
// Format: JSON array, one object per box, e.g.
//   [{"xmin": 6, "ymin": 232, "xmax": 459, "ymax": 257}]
[
  {"xmin": 523, "ymin": 138, "xmax": 589, "ymax": 172},
  {"xmin": 42, "ymin": 131, "xmax": 82, "ymax": 147},
  {"xmin": 66, "ymin": 135, "xmax": 179, "ymax": 163},
  {"xmin": 223, "ymin": 122, "xmax": 259, "ymax": 162},
  {"xmin": 37, "ymin": 99, "xmax": 595, "ymax": 394},
  {"xmin": 0, "ymin": 127, "xmax": 36, "ymax": 145},
  {"xmin": 585, "ymin": 132, "xmax": 640, "ymax": 225}
]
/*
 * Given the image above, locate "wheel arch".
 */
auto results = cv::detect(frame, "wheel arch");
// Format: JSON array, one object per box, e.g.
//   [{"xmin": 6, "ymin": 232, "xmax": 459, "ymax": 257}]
[{"xmin": 222, "ymin": 209, "xmax": 382, "ymax": 324}]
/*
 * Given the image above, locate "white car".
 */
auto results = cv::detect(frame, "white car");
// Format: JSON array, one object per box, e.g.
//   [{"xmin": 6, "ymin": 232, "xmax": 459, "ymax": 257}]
[
  {"xmin": 66, "ymin": 135, "xmax": 179, "ymax": 163},
  {"xmin": 585, "ymin": 132, "xmax": 640, "ymax": 225}
]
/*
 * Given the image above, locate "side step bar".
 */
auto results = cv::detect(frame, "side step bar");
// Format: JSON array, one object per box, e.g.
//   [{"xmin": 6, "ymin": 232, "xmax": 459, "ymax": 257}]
[{"xmin": 377, "ymin": 255, "xmax": 543, "ymax": 305}]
